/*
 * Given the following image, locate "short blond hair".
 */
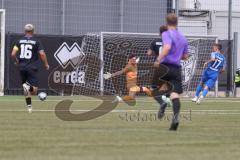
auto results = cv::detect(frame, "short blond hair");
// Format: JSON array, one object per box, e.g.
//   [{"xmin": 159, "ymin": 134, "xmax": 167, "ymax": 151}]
[{"xmin": 24, "ymin": 24, "xmax": 34, "ymax": 32}]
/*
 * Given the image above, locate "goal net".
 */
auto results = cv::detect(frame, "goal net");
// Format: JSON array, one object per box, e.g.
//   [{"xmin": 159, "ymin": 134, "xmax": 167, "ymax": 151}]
[
  {"xmin": 0, "ymin": 9, "xmax": 5, "ymax": 96},
  {"xmin": 71, "ymin": 32, "xmax": 218, "ymax": 97}
]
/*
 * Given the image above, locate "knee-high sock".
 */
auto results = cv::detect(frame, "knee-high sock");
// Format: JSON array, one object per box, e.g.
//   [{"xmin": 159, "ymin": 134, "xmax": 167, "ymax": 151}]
[
  {"xmin": 195, "ymin": 85, "xmax": 203, "ymax": 97},
  {"xmin": 202, "ymin": 89, "xmax": 209, "ymax": 97},
  {"xmin": 172, "ymin": 98, "xmax": 181, "ymax": 123},
  {"xmin": 25, "ymin": 97, "xmax": 32, "ymax": 107}
]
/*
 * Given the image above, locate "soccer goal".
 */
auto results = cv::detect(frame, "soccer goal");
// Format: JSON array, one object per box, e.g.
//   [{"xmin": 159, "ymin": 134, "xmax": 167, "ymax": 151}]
[
  {"xmin": 0, "ymin": 9, "xmax": 5, "ymax": 96},
  {"xmin": 72, "ymin": 32, "xmax": 218, "ymax": 97}
]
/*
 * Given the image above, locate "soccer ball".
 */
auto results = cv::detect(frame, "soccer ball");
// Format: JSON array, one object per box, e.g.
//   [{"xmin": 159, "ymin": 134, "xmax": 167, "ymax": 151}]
[{"xmin": 38, "ymin": 92, "xmax": 47, "ymax": 101}]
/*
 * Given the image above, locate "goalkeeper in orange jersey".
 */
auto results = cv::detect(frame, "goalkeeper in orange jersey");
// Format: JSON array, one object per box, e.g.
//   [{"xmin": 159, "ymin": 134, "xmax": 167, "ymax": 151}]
[{"xmin": 103, "ymin": 54, "xmax": 152, "ymax": 105}]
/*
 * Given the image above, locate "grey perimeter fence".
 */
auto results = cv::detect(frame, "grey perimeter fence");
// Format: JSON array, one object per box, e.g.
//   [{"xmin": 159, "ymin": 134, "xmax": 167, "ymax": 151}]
[{"xmin": 0, "ymin": 0, "xmax": 171, "ymax": 35}]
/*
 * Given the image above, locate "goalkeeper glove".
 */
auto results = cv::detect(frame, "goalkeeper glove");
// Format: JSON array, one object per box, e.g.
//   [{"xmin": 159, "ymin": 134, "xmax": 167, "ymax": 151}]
[
  {"xmin": 136, "ymin": 57, "xmax": 140, "ymax": 63},
  {"xmin": 103, "ymin": 72, "xmax": 112, "ymax": 79}
]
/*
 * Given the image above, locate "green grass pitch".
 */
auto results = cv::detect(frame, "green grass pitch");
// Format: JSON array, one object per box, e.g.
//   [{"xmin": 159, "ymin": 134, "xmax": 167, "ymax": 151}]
[{"xmin": 1, "ymin": 96, "xmax": 240, "ymax": 160}]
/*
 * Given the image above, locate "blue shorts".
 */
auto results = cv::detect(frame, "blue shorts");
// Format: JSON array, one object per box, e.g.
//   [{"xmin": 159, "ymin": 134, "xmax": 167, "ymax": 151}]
[{"xmin": 201, "ymin": 70, "xmax": 218, "ymax": 89}]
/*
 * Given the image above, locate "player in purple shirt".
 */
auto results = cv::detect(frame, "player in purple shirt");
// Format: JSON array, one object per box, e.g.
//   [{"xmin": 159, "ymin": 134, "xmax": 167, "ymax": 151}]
[
  {"xmin": 153, "ymin": 13, "xmax": 188, "ymax": 131},
  {"xmin": 161, "ymin": 30, "xmax": 188, "ymax": 66}
]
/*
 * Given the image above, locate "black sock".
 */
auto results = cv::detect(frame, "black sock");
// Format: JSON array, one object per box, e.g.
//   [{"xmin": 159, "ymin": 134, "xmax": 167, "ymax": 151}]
[
  {"xmin": 26, "ymin": 97, "xmax": 32, "ymax": 106},
  {"xmin": 172, "ymin": 98, "xmax": 181, "ymax": 123}
]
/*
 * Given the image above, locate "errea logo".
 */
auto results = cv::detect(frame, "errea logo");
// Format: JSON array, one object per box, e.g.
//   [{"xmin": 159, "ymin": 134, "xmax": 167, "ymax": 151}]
[{"xmin": 54, "ymin": 42, "xmax": 85, "ymax": 69}]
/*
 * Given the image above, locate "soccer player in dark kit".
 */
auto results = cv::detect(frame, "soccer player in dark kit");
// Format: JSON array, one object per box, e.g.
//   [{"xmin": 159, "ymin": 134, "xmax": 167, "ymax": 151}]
[
  {"xmin": 11, "ymin": 24, "xmax": 49, "ymax": 113},
  {"xmin": 147, "ymin": 25, "xmax": 172, "ymax": 107}
]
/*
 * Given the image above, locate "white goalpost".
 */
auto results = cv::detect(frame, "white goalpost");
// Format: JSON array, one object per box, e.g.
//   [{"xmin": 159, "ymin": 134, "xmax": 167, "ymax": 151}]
[{"xmin": 0, "ymin": 9, "xmax": 5, "ymax": 96}]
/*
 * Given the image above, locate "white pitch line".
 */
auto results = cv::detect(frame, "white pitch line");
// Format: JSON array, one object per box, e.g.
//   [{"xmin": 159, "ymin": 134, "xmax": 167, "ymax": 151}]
[
  {"xmin": 1, "ymin": 99, "xmax": 240, "ymax": 103},
  {"xmin": 1, "ymin": 109, "xmax": 240, "ymax": 114}
]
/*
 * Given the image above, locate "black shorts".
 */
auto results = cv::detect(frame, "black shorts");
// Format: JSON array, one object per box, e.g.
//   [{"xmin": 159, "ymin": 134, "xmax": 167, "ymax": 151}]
[
  {"xmin": 152, "ymin": 63, "xmax": 183, "ymax": 94},
  {"xmin": 20, "ymin": 69, "xmax": 38, "ymax": 87}
]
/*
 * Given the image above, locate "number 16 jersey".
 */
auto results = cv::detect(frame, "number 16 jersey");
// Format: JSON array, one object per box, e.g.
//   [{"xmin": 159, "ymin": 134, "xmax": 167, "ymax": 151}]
[{"xmin": 13, "ymin": 36, "xmax": 44, "ymax": 70}]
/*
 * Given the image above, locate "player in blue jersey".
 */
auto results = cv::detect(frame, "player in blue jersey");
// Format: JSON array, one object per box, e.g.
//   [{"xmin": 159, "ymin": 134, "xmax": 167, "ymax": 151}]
[{"xmin": 192, "ymin": 43, "xmax": 225, "ymax": 104}]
